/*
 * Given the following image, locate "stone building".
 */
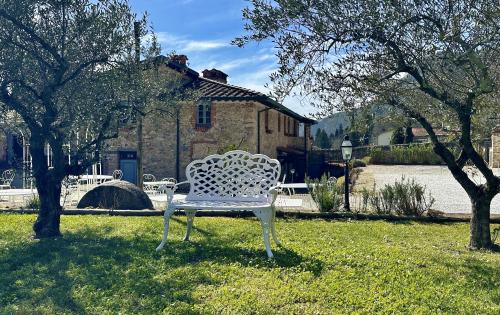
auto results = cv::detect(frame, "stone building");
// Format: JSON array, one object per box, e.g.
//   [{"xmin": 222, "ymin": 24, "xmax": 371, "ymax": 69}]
[{"xmin": 102, "ymin": 55, "xmax": 316, "ymax": 183}]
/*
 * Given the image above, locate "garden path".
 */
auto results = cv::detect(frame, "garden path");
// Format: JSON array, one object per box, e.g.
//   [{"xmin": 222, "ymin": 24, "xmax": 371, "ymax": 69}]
[{"xmin": 364, "ymin": 165, "xmax": 500, "ymax": 214}]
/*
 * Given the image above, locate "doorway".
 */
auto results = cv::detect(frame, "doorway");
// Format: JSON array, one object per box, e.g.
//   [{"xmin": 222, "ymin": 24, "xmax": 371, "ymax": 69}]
[{"xmin": 119, "ymin": 151, "xmax": 137, "ymax": 184}]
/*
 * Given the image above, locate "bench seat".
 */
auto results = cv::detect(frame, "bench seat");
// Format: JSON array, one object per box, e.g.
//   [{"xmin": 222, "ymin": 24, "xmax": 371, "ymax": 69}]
[{"xmin": 170, "ymin": 199, "xmax": 272, "ymax": 210}]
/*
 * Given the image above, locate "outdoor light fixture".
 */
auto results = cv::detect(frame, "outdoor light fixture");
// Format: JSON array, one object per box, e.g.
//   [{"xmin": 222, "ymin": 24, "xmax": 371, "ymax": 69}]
[
  {"xmin": 341, "ymin": 135, "xmax": 353, "ymax": 161},
  {"xmin": 341, "ymin": 135, "xmax": 353, "ymax": 211}
]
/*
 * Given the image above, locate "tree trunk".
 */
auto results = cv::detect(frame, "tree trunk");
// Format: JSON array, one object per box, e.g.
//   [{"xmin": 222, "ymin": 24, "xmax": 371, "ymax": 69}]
[
  {"xmin": 33, "ymin": 175, "xmax": 63, "ymax": 238},
  {"xmin": 30, "ymin": 136, "xmax": 63, "ymax": 238},
  {"xmin": 469, "ymin": 194, "xmax": 493, "ymax": 250},
  {"xmin": 137, "ymin": 115, "xmax": 144, "ymax": 189},
  {"xmin": 134, "ymin": 21, "xmax": 143, "ymax": 189}
]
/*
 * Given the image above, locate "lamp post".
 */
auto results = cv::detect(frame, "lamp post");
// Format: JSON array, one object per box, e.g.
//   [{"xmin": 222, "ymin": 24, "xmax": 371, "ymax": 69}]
[{"xmin": 341, "ymin": 135, "xmax": 353, "ymax": 211}]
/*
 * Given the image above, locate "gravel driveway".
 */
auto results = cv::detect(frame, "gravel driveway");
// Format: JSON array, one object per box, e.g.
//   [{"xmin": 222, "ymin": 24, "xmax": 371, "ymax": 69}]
[{"xmin": 367, "ymin": 165, "xmax": 500, "ymax": 214}]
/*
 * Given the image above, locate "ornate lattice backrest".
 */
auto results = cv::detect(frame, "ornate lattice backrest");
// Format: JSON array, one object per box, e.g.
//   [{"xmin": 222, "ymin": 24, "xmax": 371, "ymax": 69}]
[
  {"xmin": 161, "ymin": 178, "xmax": 177, "ymax": 184},
  {"xmin": 143, "ymin": 174, "xmax": 156, "ymax": 182},
  {"xmin": 2, "ymin": 169, "xmax": 15, "ymax": 185},
  {"xmin": 112, "ymin": 170, "xmax": 123, "ymax": 180},
  {"xmin": 185, "ymin": 150, "xmax": 281, "ymax": 202}
]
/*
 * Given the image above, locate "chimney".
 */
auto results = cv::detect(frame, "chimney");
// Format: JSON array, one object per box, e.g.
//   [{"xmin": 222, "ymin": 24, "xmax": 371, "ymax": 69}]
[
  {"xmin": 202, "ymin": 69, "xmax": 228, "ymax": 84},
  {"xmin": 171, "ymin": 54, "xmax": 188, "ymax": 66}
]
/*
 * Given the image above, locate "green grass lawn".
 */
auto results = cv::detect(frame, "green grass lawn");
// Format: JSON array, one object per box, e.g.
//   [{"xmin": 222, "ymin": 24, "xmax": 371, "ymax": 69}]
[{"xmin": 0, "ymin": 214, "xmax": 499, "ymax": 314}]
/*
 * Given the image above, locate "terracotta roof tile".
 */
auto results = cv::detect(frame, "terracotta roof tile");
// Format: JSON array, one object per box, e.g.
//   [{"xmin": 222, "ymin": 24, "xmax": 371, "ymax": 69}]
[{"xmin": 197, "ymin": 77, "xmax": 266, "ymax": 98}]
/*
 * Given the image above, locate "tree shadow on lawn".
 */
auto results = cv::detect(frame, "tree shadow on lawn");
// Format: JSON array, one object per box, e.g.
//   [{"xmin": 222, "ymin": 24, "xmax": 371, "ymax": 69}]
[
  {"xmin": 387, "ymin": 219, "xmax": 460, "ymax": 226},
  {"xmin": 0, "ymin": 226, "xmax": 323, "ymax": 313},
  {"xmin": 429, "ymin": 255, "xmax": 500, "ymax": 303}
]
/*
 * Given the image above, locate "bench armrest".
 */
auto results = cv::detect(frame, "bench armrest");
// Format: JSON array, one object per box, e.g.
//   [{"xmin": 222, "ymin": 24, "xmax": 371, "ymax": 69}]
[
  {"xmin": 268, "ymin": 183, "xmax": 281, "ymax": 205},
  {"xmin": 159, "ymin": 181, "xmax": 190, "ymax": 192},
  {"xmin": 174, "ymin": 181, "xmax": 190, "ymax": 189}
]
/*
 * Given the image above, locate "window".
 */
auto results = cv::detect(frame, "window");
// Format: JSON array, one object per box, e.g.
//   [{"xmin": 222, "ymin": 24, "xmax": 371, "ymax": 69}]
[
  {"xmin": 298, "ymin": 123, "xmax": 305, "ymax": 138},
  {"xmin": 196, "ymin": 99, "xmax": 211, "ymax": 128},
  {"xmin": 278, "ymin": 113, "xmax": 281, "ymax": 132},
  {"xmin": 284, "ymin": 116, "xmax": 299, "ymax": 137},
  {"xmin": 265, "ymin": 110, "xmax": 272, "ymax": 133}
]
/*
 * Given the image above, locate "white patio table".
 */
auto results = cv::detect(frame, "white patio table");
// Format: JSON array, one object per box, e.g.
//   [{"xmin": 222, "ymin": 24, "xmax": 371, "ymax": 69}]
[
  {"xmin": 78, "ymin": 174, "xmax": 113, "ymax": 181},
  {"xmin": 0, "ymin": 189, "xmax": 38, "ymax": 203},
  {"xmin": 143, "ymin": 181, "xmax": 176, "ymax": 194},
  {"xmin": 279, "ymin": 183, "xmax": 310, "ymax": 195},
  {"xmin": 77, "ymin": 175, "xmax": 113, "ymax": 185}
]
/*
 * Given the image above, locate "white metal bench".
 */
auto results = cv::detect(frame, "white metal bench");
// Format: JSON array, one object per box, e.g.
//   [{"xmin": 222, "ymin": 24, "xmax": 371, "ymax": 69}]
[{"xmin": 156, "ymin": 150, "xmax": 282, "ymax": 257}]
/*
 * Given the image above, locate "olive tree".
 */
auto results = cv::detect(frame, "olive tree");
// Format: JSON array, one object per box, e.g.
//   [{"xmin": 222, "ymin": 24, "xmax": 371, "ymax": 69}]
[
  {"xmin": 0, "ymin": 0, "xmax": 138, "ymax": 238},
  {"xmin": 236, "ymin": 0, "xmax": 500, "ymax": 249}
]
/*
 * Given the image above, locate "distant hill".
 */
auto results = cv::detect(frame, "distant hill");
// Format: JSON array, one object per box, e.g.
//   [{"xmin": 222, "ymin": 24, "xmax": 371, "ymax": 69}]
[
  {"xmin": 311, "ymin": 111, "xmax": 351, "ymax": 137},
  {"xmin": 311, "ymin": 105, "xmax": 395, "ymax": 148}
]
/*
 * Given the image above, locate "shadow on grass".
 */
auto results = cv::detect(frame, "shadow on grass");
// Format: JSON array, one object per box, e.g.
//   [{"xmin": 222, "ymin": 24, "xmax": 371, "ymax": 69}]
[
  {"xmin": 0, "ymin": 225, "xmax": 324, "ymax": 313},
  {"xmin": 432, "ymin": 255, "xmax": 500, "ymax": 303},
  {"xmin": 387, "ymin": 220, "xmax": 413, "ymax": 225},
  {"xmin": 387, "ymin": 219, "xmax": 459, "ymax": 226}
]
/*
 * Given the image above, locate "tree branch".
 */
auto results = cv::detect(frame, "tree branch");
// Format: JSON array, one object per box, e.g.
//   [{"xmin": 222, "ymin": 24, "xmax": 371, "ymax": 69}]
[
  {"xmin": 387, "ymin": 97, "xmax": 478, "ymax": 194},
  {"xmin": 0, "ymin": 8, "xmax": 65, "ymax": 66}
]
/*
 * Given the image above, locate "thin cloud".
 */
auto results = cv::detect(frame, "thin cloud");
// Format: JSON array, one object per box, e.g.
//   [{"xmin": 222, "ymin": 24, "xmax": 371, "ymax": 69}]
[
  {"xmin": 183, "ymin": 40, "xmax": 228, "ymax": 52},
  {"xmin": 153, "ymin": 32, "xmax": 228, "ymax": 53},
  {"xmin": 192, "ymin": 54, "xmax": 276, "ymax": 73}
]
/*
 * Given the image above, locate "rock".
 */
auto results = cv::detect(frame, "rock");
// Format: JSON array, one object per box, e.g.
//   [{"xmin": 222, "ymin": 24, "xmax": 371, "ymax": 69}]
[{"xmin": 77, "ymin": 180, "xmax": 154, "ymax": 210}]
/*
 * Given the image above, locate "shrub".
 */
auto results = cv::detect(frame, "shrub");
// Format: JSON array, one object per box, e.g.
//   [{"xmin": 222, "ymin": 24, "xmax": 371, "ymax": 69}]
[
  {"xmin": 336, "ymin": 167, "xmax": 362, "ymax": 194},
  {"xmin": 350, "ymin": 159, "xmax": 366, "ymax": 168},
  {"xmin": 24, "ymin": 195, "xmax": 40, "ymax": 210},
  {"xmin": 367, "ymin": 177, "xmax": 435, "ymax": 216},
  {"xmin": 361, "ymin": 156, "xmax": 372, "ymax": 165},
  {"xmin": 336, "ymin": 176, "xmax": 345, "ymax": 192},
  {"xmin": 306, "ymin": 175, "xmax": 342, "ymax": 212},
  {"xmin": 369, "ymin": 144, "xmax": 443, "ymax": 165}
]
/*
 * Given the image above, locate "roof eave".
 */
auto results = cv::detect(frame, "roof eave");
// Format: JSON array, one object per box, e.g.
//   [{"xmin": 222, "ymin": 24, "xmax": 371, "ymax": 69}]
[{"xmin": 201, "ymin": 95, "xmax": 316, "ymax": 124}]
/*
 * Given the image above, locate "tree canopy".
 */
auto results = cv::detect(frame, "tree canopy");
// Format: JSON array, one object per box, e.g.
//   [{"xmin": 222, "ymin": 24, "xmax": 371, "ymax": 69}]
[
  {"xmin": 236, "ymin": 0, "xmax": 500, "ymax": 249},
  {"xmin": 0, "ymin": 0, "xmax": 139, "ymax": 237}
]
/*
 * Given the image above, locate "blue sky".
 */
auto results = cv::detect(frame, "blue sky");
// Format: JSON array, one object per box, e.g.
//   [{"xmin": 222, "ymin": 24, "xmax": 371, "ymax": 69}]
[{"xmin": 128, "ymin": 0, "xmax": 314, "ymax": 116}]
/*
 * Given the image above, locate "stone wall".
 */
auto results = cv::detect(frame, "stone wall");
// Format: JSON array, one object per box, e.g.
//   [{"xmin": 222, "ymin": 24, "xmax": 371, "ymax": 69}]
[
  {"xmin": 256, "ymin": 103, "xmax": 311, "ymax": 158},
  {"xmin": 491, "ymin": 127, "xmax": 500, "ymax": 168},
  {"xmin": 103, "ymin": 100, "xmax": 311, "ymax": 181}
]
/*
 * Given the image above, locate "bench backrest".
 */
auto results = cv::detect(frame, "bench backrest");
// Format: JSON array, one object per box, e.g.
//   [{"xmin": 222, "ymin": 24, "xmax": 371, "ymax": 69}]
[{"xmin": 185, "ymin": 150, "xmax": 281, "ymax": 202}]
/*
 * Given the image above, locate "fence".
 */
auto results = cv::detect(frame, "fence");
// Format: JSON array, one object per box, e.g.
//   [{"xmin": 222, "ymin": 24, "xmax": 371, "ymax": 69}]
[{"xmin": 311, "ymin": 143, "xmax": 461, "ymax": 165}]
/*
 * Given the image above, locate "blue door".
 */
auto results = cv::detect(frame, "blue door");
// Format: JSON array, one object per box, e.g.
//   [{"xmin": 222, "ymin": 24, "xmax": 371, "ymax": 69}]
[{"xmin": 120, "ymin": 159, "xmax": 137, "ymax": 184}]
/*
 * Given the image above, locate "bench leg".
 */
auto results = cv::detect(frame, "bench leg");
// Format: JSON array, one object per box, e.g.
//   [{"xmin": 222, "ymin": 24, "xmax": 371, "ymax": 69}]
[
  {"xmin": 183, "ymin": 209, "xmax": 197, "ymax": 241},
  {"xmin": 156, "ymin": 206, "xmax": 176, "ymax": 251},
  {"xmin": 271, "ymin": 207, "xmax": 281, "ymax": 246},
  {"xmin": 253, "ymin": 208, "xmax": 274, "ymax": 258}
]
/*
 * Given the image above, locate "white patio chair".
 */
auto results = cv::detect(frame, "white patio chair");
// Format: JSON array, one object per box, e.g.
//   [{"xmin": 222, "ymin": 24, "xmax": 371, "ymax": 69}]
[
  {"xmin": 1, "ymin": 169, "xmax": 15, "ymax": 189},
  {"xmin": 112, "ymin": 169, "xmax": 123, "ymax": 180},
  {"xmin": 143, "ymin": 174, "xmax": 156, "ymax": 182},
  {"xmin": 327, "ymin": 176, "xmax": 337, "ymax": 190},
  {"xmin": 143, "ymin": 174, "xmax": 157, "ymax": 194},
  {"xmin": 275, "ymin": 173, "xmax": 287, "ymax": 195},
  {"xmin": 157, "ymin": 177, "xmax": 176, "ymax": 194},
  {"xmin": 61, "ymin": 176, "xmax": 80, "ymax": 206}
]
